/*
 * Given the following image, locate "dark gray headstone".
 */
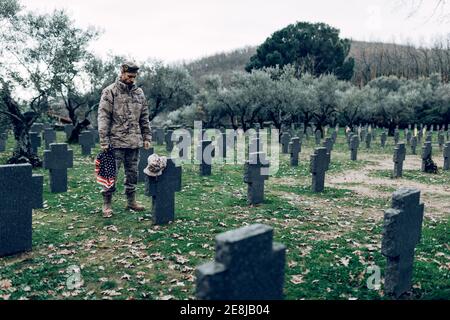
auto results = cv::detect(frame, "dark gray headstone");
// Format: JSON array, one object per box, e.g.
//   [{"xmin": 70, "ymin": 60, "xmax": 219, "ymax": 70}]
[
  {"xmin": 64, "ymin": 124, "xmax": 74, "ymax": 140},
  {"xmin": 0, "ymin": 164, "xmax": 43, "ymax": 257},
  {"xmin": 444, "ymin": 142, "xmax": 450, "ymax": 171},
  {"xmin": 438, "ymin": 131, "xmax": 445, "ymax": 150},
  {"xmin": 280, "ymin": 132, "xmax": 291, "ymax": 154},
  {"xmin": 394, "ymin": 129, "xmax": 400, "ymax": 144},
  {"xmin": 197, "ymin": 140, "xmax": 214, "ymax": 176},
  {"xmin": 406, "ymin": 131, "xmax": 412, "ymax": 146},
  {"xmin": 154, "ymin": 128, "xmax": 165, "ymax": 145},
  {"xmin": 365, "ymin": 132, "xmax": 372, "ymax": 149},
  {"xmin": 165, "ymin": 130, "xmax": 174, "ymax": 152},
  {"xmin": 0, "ymin": 133, "xmax": 6, "ymax": 152},
  {"xmin": 350, "ymin": 135, "xmax": 359, "ymax": 161},
  {"xmin": 314, "ymin": 130, "xmax": 321, "ymax": 145},
  {"xmin": 289, "ymin": 137, "xmax": 301, "ymax": 167},
  {"xmin": 88, "ymin": 129, "xmax": 99, "ymax": 144},
  {"xmin": 30, "ymin": 123, "xmax": 44, "ymax": 135},
  {"xmin": 244, "ymin": 152, "xmax": 270, "ymax": 205},
  {"xmin": 393, "ymin": 143, "xmax": 406, "ymax": 178},
  {"xmin": 79, "ymin": 131, "xmax": 94, "ymax": 155},
  {"xmin": 310, "ymin": 147, "xmax": 329, "ymax": 193},
  {"xmin": 29, "ymin": 132, "xmax": 41, "ymax": 155},
  {"xmin": 421, "ymin": 142, "xmax": 432, "ymax": 172},
  {"xmin": 144, "ymin": 158, "xmax": 182, "ymax": 225},
  {"xmin": 381, "ymin": 131, "xmax": 387, "ymax": 148},
  {"xmin": 137, "ymin": 147, "xmax": 154, "ymax": 183},
  {"xmin": 410, "ymin": 136, "xmax": 417, "ymax": 155},
  {"xmin": 43, "ymin": 143, "xmax": 73, "ymax": 193},
  {"xmin": 196, "ymin": 224, "xmax": 286, "ymax": 300},
  {"xmin": 382, "ymin": 188, "xmax": 424, "ymax": 298},
  {"xmin": 42, "ymin": 128, "xmax": 56, "ymax": 150}
]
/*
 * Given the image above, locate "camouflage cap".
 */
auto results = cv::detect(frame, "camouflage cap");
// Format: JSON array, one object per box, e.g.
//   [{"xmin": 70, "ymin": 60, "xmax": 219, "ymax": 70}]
[{"xmin": 121, "ymin": 61, "xmax": 139, "ymax": 73}]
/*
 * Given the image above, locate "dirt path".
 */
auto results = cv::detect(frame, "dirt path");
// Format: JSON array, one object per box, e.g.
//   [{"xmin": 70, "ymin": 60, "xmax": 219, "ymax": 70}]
[{"xmin": 328, "ymin": 153, "xmax": 450, "ymax": 219}]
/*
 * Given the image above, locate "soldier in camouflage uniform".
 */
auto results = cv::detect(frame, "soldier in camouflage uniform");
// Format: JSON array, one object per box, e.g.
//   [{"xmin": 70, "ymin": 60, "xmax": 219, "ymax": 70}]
[{"xmin": 98, "ymin": 61, "xmax": 152, "ymax": 218}]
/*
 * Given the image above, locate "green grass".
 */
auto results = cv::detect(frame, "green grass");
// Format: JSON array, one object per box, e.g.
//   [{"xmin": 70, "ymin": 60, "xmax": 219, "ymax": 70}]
[{"xmin": 0, "ymin": 130, "xmax": 448, "ymax": 300}]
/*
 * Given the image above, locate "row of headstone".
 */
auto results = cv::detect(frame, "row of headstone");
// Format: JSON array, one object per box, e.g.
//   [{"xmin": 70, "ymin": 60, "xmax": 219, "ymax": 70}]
[{"xmin": 195, "ymin": 187, "xmax": 425, "ymax": 300}]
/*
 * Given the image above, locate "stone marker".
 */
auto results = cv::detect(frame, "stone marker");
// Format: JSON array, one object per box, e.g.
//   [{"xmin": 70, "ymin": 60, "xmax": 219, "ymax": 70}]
[
  {"xmin": 197, "ymin": 140, "xmax": 214, "ymax": 176},
  {"xmin": 0, "ymin": 164, "xmax": 43, "ymax": 257},
  {"xmin": 365, "ymin": 132, "xmax": 372, "ymax": 149},
  {"xmin": 154, "ymin": 128, "xmax": 164, "ymax": 145},
  {"xmin": 394, "ymin": 129, "xmax": 400, "ymax": 144},
  {"xmin": 410, "ymin": 136, "xmax": 417, "ymax": 155},
  {"xmin": 89, "ymin": 128, "xmax": 99, "ymax": 144},
  {"xmin": 382, "ymin": 188, "xmax": 424, "ymax": 298},
  {"xmin": 165, "ymin": 130, "xmax": 174, "ymax": 152},
  {"xmin": 314, "ymin": 130, "xmax": 321, "ymax": 145},
  {"xmin": 196, "ymin": 224, "xmax": 286, "ymax": 300},
  {"xmin": 381, "ymin": 131, "xmax": 387, "ymax": 148},
  {"xmin": 438, "ymin": 131, "xmax": 445, "ymax": 150},
  {"xmin": 310, "ymin": 147, "xmax": 329, "ymax": 192},
  {"xmin": 64, "ymin": 124, "xmax": 74, "ymax": 140},
  {"xmin": 421, "ymin": 142, "xmax": 433, "ymax": 173},
  {"xmin": 43, "ymin": 143, "xmax": 73, "ymax": 193},
  {"xmin": 444, "ymin": 142, "xmax": 450, "ymax": 171},
  {"xmin": 350, "ymin": 135, "xmax": 359, "ymax": 161},
  {"xmin": 137, "ymin": 147, "xmax": 154, "ymax": 183},
  {"xmin": 30, "ymin": 132, "xmax": 41, "ymax": 155},
  {"xmin": 0, "ymin": 133, "xmax": 6, "ymax": 152},
  {"xmin": 30, "ymin": 123, "xmax": 44, "ymax": 135},
  {"xmin": 280, "ymin": 132, "xmax": 291, "ymax": 154},
  {"xmin": 288, "ymin": 137, "xmax": 301, "ymax": 167},
  {"xmin": 42, "ymin": 128, "xmax": 56, "ymax": 150},
  {"xmin": 393, "ymin": 143, "xmax": 406, "ymax": 178},
  {"xmin": 244, "ymin": 152, "xmax": 270, "ymax": 205},
  {"xmin": 79, "ymin": 131, "xmax": 95, "ymax": 155},
  {"xmin": 406, "ymin": 131, "xmax": 412, "ymax": 146},
  {"xmin": 144, "ymin": 158, "xmax": 182, "ymax": 225}
]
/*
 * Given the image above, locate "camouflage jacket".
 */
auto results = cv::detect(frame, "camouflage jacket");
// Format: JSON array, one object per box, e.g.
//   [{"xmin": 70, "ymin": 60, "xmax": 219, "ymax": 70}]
[{"xmin": 98, "ymin": 79, "xmax": 152, "ymax": 149}]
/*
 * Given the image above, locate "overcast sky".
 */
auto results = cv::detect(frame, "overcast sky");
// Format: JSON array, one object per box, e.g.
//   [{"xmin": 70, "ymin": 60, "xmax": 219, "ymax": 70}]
[{"xmin": 20, "ymin": 0, "xmax": 450, "ymax": 64}]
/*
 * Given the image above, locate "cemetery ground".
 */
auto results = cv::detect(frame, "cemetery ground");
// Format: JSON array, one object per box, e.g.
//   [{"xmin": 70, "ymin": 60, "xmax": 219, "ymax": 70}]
[{"xmin": 0, "ymin": 131, "xmax": 448, "ymax": 300}]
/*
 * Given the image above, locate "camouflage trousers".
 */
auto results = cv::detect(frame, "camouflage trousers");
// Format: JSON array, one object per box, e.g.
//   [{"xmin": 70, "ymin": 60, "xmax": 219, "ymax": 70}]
[{"xmin": 102, "ymin": 148, "xmax": 139, "ymax": 196}]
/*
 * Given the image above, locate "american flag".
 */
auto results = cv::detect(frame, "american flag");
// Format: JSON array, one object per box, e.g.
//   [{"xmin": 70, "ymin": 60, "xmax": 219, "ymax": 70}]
[{"xmin": 95, "ymin": 148, "xmax": 116, "ymax": 189}]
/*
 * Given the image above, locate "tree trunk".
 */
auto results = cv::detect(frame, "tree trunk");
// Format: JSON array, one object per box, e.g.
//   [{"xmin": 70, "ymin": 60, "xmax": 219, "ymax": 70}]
[
  {"xmin": 7, "ymin": 121, "xmax": 42, "ymax": 167},
  {"xmin": 68, "ymin": 119, "xmax": 91, "ymax": 143}
]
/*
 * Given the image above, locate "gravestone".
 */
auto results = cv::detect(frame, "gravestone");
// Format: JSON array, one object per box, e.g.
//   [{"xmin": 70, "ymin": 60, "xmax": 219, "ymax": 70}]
[
  {"xmin": 30, "ymin": 132, "xmax": 41, "ymax": 155},
  {"xmin": 421, "ymin": 142, "xmax": 433, "ymax": 173},
  {"xmin": 280, "ymin": 132, "xmax": 291, "ymax": 154},
  {"xmin": 0, "ymin": 164, "xmax": 43, "ymax": 257},
  {"xmin": 382, "ymin": 188, "xmax": 424, "ymax": 298},
  {"xmin": 406, "ymin": 131, "xmax": 412, "ymax": 146},
  {"xmin": 43, "ymin": 143, "xmax": 73, "ymax": 193},
  {"xmin": 244, "ymin": 152, "xmax": 270, "ymax": 205},
  {"xmin": 89, "ymin": 128, "xmax": 99, "ymax": 144},
  {"xmin": 417, "ymin": 129, "xmax": 423, "ymax": 143},
  {"xmin": 314, "ymin": 130, "xmax": 321, "ymax": 145},
  {"xmin": 144, "ymin": 158, "xmax": 182, "ymax": 225},
  {"xmin": 310, "ymin": 147, "xmax": 329, "ymax": 192},
  {"xmin": 42, "ymin": 128, "xmax": 56, "ymax": 150},
  {"xmin": 438, "ymin": 131, "xmax": 445, "ymax": 150},
  {"xmin": 165, "ymin": 130, "xmax": 174, "ymax": 152},
  {"xmin": 331, "ymin": 130, "xmax": 338, "ymax": 144},
  {"xmin": 79, "ymin": 131, "xmax": 95, "ymax": 156},
  {"xmin": 393, "ymin": 143, "xmax": 406, "ymax": 178},
  {"xmin": 425, "ymin": 133, "xmax": 432, "ymax": 143},
  {"xmin": 196, "ymin": 224, "xmax": 286, "ymax": 300},
  {"xmin": 154, "ymin": 128, "xmax": 165, "ymax": 145},
  {"xmin": 365, "ymin": 132, "xmax": 372, "ymax": 149},
  {"xmin": 30, "ymin": 123, "xmax": 44, "ymax": 135},
  {"xmin": 137, "ymin": 147, "xmax": 154, "ymax": 183},
  {"xmin": 350, "ymin": 136, "xmax": 359, "ymax": 161},
  {"xmin": 0, "ymin": 133, "xmax": 6, "ymax": 152},
  {"xmin": 197, "ymin": 140, "xmax": 214, "ymax": 176},
  {"xmin": 444, "ymin": 142, "xmax": 450, "ymax": 171},
  {"xmin": 394, "ymin": 129, "xmax": 400, "ymax": 144},
  {"xmin": 381, "ymin": 131, "xmax": 387, "ymax": 148},
  {"xmin": 410, "ymin": 136, "xmax": 418, "ymax": 155},
  {"xmin": 289, "ymin": 137, "xmax": 301, "ymax": 167},
  {"xmin": 64, "ymin": 124, "xmax": 74, "ymax": 140},
  {"xmin": 347, "ymin": 132, "xmax": 354, "ymax": 147},
  {"xmin": 360, "ymin": 128, "xmax": 366, "ymax": 143}
]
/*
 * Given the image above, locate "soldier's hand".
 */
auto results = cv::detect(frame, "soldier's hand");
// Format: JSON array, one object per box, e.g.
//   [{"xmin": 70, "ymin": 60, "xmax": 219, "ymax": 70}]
[
  {"xmin": 144, "ymin": 141, "xmax": 151, "ymax": 150},
  {"xmin": 100, "ymin": 144, "xmax": 109, "ymax": 152}
]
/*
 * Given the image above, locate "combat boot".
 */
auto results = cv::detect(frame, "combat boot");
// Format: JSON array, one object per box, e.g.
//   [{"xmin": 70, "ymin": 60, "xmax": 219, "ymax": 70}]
[
  {"xmin": 126, "ymin": 192, "xmax": 145, "ymax": 211},
  {"xmin": 102, "ymin": 193, "xmax": 113, "ymax": 218}
]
